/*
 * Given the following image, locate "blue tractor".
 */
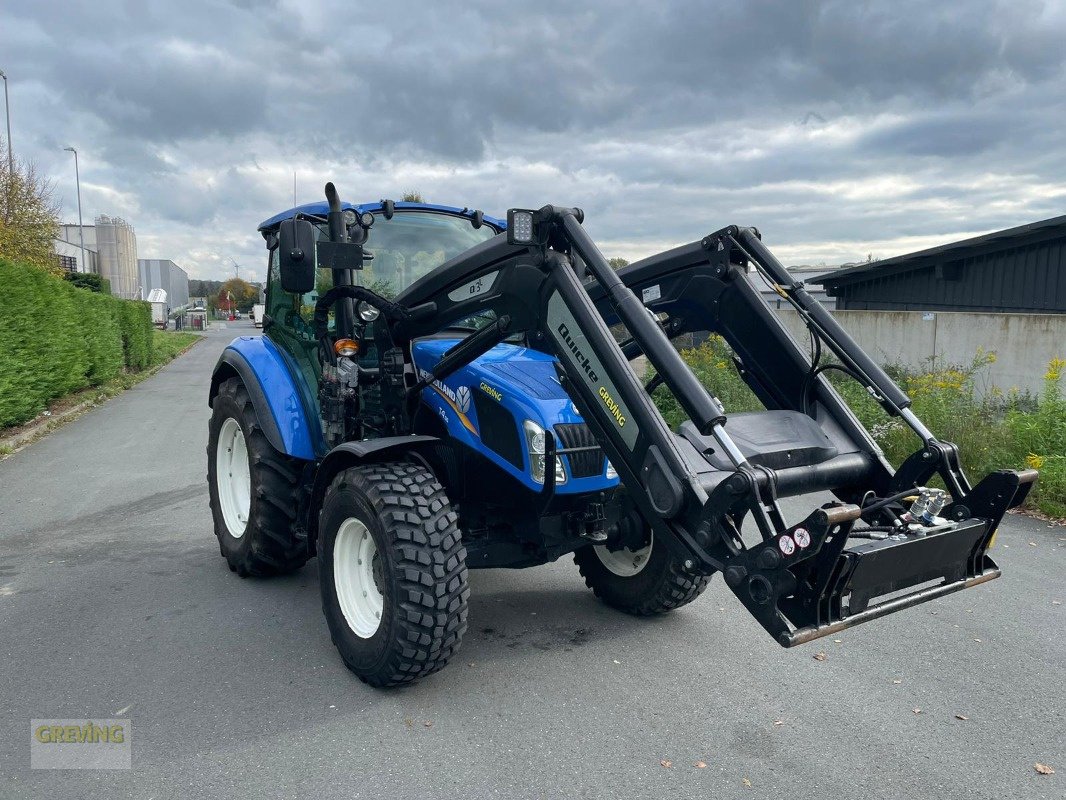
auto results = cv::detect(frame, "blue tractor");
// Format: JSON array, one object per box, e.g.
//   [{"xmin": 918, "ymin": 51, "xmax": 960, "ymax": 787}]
[{"xmin": 209, "ymin": 183, "xmax": 1034, "ymax": 687}]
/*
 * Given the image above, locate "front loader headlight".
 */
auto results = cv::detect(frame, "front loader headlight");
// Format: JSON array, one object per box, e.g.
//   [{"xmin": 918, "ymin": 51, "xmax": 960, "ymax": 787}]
[
  {"xmin": 357, "ymin": 301, "xmax": 380, "ymax": 323},
  {"xmin": 523, "ymin": 419, "xmax": 566, "ymax": 485}
]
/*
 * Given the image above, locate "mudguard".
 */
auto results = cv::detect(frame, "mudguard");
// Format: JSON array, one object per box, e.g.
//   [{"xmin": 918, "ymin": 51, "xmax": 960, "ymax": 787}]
[
  {"xmin": 209, "ymin": 336, "xmax": 317, "ymax": 460},
  {"xmin": 304, "ymin": 435, "xmax": 442, "ymax": 555}
]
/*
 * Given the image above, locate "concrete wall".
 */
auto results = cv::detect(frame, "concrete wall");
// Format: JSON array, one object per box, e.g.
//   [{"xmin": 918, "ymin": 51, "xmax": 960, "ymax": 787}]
[{"xmin": 773, "ymin": 309, "xmax": 1066, "ymax": 397}]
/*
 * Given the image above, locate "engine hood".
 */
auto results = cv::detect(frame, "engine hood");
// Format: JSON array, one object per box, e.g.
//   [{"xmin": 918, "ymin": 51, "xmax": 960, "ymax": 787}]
[{"xmin": 409, "ymin": 338, "xmax": 616, "ymax": 494}]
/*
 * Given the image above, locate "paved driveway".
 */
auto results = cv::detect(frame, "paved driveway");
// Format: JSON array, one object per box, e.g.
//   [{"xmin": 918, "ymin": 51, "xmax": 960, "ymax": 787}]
[{"xmin": 0, "ymin": 323, "xmax": 1061, "ymax": 798}]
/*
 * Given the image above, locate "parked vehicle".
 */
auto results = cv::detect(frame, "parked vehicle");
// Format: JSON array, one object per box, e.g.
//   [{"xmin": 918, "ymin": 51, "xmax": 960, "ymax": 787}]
[
  {"xmin": 147, "ymin": 288, "xmax": 168, "ymax": 330},
  {"xmin": 207, "ymin": 183, "xmax": 1035, "ymax": 687},
  {"xmin": 252, "ymin": 303, "xmax": 265, "ymax": 328}
]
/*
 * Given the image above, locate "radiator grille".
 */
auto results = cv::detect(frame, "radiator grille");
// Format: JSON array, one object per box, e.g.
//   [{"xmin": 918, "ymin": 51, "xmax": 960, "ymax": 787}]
[
  {"xmin": 474, "ymin": 390, "xmax": 523, "ymax": 468},
  {"xmin": 553, "ymin": 423, "xmax": 605, "ymax": 479}
]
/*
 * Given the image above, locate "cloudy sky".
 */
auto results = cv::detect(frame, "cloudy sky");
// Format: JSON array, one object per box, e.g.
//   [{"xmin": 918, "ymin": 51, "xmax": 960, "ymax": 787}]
[{"xmin": 3, "ymin": 0, "xmax": 1065, "ymax": 282}]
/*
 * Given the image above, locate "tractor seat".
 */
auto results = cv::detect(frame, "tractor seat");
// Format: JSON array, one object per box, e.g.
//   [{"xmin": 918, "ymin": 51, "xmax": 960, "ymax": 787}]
[{"xmin": 679, "ymin": 410, "xmax": 839, "ymax": 472}]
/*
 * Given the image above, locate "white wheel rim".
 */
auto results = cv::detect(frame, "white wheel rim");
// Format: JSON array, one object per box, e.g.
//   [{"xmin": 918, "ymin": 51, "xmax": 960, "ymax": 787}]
[
  {"xmin": 334, "ymin": 518, "xmax": 384, "ymax": 638},
  {"xmin": 216, "ymin": 417, "xmax": 250, "ymax": 538},
  {"xmin": 594, "ymin": 532, "xmax": 653, "ymax": 577}
]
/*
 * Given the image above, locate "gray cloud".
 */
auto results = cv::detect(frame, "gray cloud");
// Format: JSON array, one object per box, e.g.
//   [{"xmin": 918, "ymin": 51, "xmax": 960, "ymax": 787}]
[{"xmin": 2, "ymin": 0, "xmax": 1064, "ymax": 279}]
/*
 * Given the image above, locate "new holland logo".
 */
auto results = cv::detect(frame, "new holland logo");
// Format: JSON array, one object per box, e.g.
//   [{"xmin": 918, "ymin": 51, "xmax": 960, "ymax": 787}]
[
  {"xmin": 557, "ymin": 322, "xmax": 599, "ymax": 383},
  {"xmin": 416, "ymin": 368, "xmax": 478, "ymax": 436},
  {"xmin": 456, "ymin": 386, "xmax": 471, "ymax": 413}
]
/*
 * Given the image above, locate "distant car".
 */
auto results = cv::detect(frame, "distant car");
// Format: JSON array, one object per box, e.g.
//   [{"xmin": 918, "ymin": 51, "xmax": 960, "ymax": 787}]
[{"xmin": 235, "ymin": 310, "xmax": 242, "ymax": 320}]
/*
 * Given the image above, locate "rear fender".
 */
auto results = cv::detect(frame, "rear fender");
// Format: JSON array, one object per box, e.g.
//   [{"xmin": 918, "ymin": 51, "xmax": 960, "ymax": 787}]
[
  {"xmin": 209, "ymin": 337, "xmax": 317, "ymax": 461},
  {"xmin": 304, "ymin": 436, "xmax": 441, "ymax": 555}
]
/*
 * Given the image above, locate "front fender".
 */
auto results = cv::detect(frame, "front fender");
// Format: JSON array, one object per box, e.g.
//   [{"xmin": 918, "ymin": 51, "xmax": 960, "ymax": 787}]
[
  {"xmin": 209, "ymin": 336, "xmax": 317, "ymax": 460},
  {"xmin": 304, "ymin": 436, "xmax": 441, "ymax": 554}
]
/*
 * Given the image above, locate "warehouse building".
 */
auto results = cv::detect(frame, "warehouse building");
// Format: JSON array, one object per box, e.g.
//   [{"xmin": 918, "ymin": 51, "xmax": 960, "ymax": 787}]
[
  {"xmin": 138, "ymin": 259, "xmax": 190, "ymax": 309},
  {"xmin": 811, "ymin": 214, "xmax": 1066, "ymax": 313},
  {"xmin": 759, "ymin": 265, "xmax": 838, "ymax": 309}
]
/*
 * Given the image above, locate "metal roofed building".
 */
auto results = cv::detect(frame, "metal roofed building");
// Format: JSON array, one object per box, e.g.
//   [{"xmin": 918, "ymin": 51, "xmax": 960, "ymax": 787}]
[
  {"xmin": 810, "ymin": 214, "xmax": 1066, "ymax": 313},
  {"xmin": 138, "ymin": 259, "xmax": 190, "ymax": 308}
]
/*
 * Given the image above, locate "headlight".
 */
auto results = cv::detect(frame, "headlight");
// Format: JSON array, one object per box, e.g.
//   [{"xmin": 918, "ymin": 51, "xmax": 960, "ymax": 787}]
[
  {"xmin": 605, "ymin": 460, "xmax": 618, "ymax": 480},
  {"xmin": 360, "ymin": 211, "xmax": 375, "ymax": 227},
  {"xmin": 357, "ymin": 301, "xmax": 380, "ymax": 323},
  {"xmin": 342, "ymin": 209, "xmax": 358, "ymax": 226},
  {"xmin": 523, "ymin": 420, "xmax": 566, "ymax": 484}
]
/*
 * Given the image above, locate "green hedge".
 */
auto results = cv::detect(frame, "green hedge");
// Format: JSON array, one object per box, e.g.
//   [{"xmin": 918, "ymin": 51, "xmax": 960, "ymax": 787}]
[{"xmin": 0, "ymin": 258, "xmax": 155, "ymax": 428}]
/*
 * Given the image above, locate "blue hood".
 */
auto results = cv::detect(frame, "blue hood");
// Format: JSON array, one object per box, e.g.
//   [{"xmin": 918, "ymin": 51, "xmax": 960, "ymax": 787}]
[{"xmin": 410, "ymin": 340, "xmax": 617, "ymax": 494}]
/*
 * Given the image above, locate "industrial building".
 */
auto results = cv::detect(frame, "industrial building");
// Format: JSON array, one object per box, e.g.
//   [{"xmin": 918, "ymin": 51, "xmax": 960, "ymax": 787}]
[
  {"xmin": 53, "ymin": 237, "xmax": 98, "ymax": 274},
  {"xmin": 758, "ymin": 265, "xmax": 838, "ymax": 309},
  {"xmin": 57, "ymin": 216, "xmax": 139, "ymax": 299},
  {"xmin": 137, "ymin": 259, "xmax": 190, "ymax": 308},
  {"xmin": 811, "ymin": 214, "xmax": 1066, "ymax": 313}
]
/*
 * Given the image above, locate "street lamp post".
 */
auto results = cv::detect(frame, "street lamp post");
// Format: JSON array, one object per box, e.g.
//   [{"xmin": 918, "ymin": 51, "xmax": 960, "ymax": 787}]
[
  {"xmin": 63, "ymin": 147, "xmax": 87, "ymax": 274},
  {"xmin": 0, "ymin": 69, "xmax": 12, "ymax": 178}
]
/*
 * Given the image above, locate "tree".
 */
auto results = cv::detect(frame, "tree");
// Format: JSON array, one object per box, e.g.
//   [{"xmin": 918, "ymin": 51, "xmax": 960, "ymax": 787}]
[
  {"xmin": 213, "ymin": 277, "xmax": 259, "ymax": 312},
  {"xmin": 608, "ymin": 257, "xmax": 629, "ymax": 269},
  {"xmin": 401, "ymin": 190, "xmax": 425, "ymax": 203},
  {"xmin": 65, "ymin": 272, "xmax": 110, "ymax": 293},
  {"xmin": 0, "ymin": 139, "xmax": 62, "ymax": 275}
]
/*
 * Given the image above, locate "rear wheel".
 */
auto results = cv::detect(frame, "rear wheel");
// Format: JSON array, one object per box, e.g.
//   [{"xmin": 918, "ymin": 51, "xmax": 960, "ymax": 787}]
[
  {"xmin": 208, "ymin": 377, "xmax": 307, "ymax": 577},
  {"xmin": 318, "ymin": 462, "xmax": 468, "ymax": 687},
  {"xmin": 574, "ymin": 531, "xmax": 709, "ymax": 615}
]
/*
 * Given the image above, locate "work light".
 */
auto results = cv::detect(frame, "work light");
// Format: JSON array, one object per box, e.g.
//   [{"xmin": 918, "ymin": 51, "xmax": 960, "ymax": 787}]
[
  {"xmin": 357, "ymin": 301, "xmax": 380, "ymax": 323},
  {"xmin": 507, "ymin": 209, "xmax": 536, "ymax": 245}
]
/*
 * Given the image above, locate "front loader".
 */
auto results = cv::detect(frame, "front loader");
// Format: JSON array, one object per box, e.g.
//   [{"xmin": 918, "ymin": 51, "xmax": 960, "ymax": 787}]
[
  {"xmin": 595, "ymin": 226, "xmax": 1037, "ymax": 644},
  {"xmin": 208, "ymin": 183, "xmax": 1034, "ymax": 686}
]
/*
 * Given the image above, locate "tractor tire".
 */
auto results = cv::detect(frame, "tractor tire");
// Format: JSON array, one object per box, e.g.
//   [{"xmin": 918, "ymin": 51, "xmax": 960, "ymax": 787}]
[
  {"xmin": 317, "ymin": 462, "xmax": 468, "ymax": 688},
  {"xmin": 574, "ymin": 532, "xmax": 709, "ymax": 615},
  {"xmin": 207, "ymin": 377, "xmax": 307, "ymax": 577}
]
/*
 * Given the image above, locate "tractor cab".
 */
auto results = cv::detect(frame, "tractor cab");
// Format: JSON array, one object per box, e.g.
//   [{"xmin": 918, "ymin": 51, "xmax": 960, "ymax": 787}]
[{"xmin": 256, "ymin": 196, "xmax": 618, "ymax": 498}]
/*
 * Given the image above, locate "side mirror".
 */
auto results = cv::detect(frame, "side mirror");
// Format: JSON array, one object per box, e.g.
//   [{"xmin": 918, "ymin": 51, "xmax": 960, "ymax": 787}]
[{"xmin": 278, "ymin": 219, "xmax": 317, "ymax": 293}]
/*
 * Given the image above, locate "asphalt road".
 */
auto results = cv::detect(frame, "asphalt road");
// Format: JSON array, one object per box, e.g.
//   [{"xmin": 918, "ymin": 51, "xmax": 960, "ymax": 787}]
[{"xmin": 0, "ymin": 324, "xmax": 1062, "ymax": 799}]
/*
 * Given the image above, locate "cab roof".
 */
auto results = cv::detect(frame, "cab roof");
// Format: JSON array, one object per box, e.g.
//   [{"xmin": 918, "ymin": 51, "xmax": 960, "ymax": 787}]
[{"xmin": 257, "ymin": 200, "xmax": 507, "ymax": 232}]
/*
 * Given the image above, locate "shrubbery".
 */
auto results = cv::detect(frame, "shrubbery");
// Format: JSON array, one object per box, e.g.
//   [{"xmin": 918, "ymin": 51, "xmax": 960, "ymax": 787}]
[
  {"xmin": 651, "ymin": 335, "xmax": 1066, "ymax": 518},
  {"xmin": 0, "ymin": 258, "xmax": 155, "ymax": 427}
]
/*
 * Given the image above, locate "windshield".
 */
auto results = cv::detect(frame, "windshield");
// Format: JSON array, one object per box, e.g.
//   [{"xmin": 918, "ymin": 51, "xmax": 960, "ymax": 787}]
[{"xmin": 358, "ymin": 211, "xmax": 496, "ymax": 299}]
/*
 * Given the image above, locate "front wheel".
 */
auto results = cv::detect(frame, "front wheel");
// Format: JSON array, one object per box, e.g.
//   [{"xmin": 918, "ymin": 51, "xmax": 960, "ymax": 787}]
[
  {"xmin": 318, "ymin": 462, "xmax": 469, "ymax": 687},
  {"xmin": 574, "ymin": 531, "xmax": 710, "ymax": 615},
  {"xmin": 207, "ymin": 378, "xmax": 307, "ymax": 577}
]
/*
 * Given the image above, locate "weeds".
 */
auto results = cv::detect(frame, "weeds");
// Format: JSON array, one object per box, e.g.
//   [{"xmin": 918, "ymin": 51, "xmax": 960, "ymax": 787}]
[{"xmin": 650, "ymin": 337, "xmax": 1065, "ymax": 519}]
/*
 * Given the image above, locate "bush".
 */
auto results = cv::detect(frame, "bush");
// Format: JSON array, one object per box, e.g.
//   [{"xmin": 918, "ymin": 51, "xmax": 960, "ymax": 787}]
[
  {"xmin": 0, "ymin": 257, "xmax": 155, "ymax": 428},
  {"xmin": 118, "ymin": 300, "xmax": 153, "ymax": 371},
  {"xmin": 651, "ymin": 338, "xmax": 1066, "ymax": 518}
]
